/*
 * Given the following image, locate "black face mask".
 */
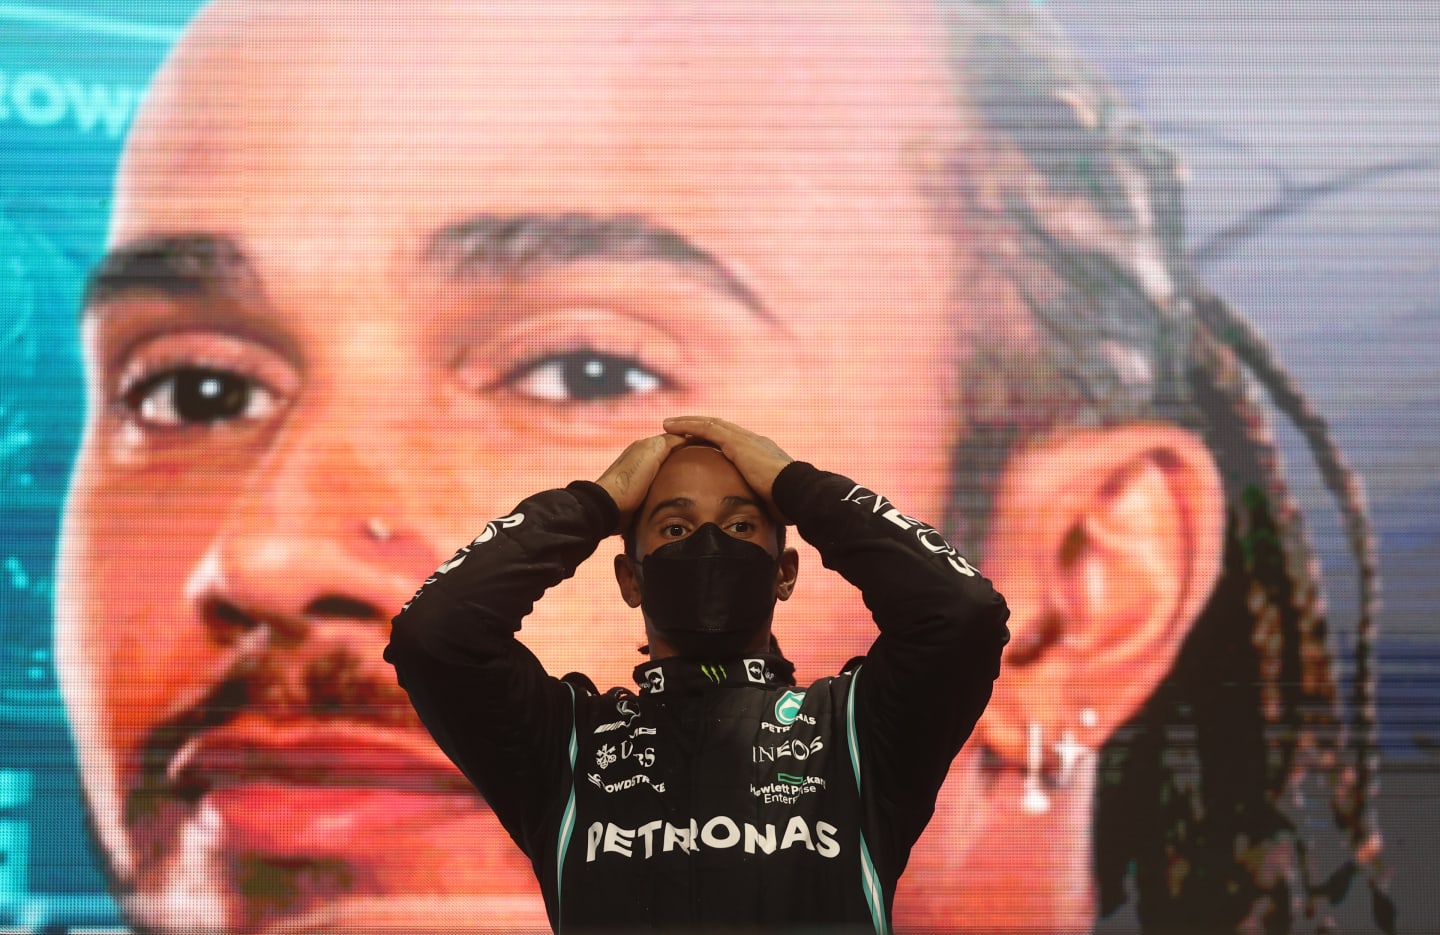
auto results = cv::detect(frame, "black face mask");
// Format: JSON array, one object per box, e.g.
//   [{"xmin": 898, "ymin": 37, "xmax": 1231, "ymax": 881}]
[{"xmin": 638, "ymin": 523, "xmax": 780, "ymax": 658}]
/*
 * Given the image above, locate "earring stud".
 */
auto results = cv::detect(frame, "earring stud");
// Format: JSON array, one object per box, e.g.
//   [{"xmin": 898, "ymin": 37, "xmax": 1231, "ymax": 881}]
[
  {"xmin": 1022, "ymin": 721, "xmax": 1051, "ymax": 815},
  {"xmin": 365, "ymin": 517, "xmax": 393, "ymax": 542}
]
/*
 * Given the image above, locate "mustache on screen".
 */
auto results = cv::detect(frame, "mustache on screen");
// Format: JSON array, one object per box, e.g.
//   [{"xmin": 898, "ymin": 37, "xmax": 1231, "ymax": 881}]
[{"xmin": 131, "ymin": 625, "xmax": 455, "ymax": 806}]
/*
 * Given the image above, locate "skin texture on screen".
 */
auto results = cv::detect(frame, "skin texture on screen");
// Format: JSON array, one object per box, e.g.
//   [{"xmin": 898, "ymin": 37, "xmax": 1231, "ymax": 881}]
[{"xmin": 53, "ymin": 1, "xmax": 1376, "ymax": 933}]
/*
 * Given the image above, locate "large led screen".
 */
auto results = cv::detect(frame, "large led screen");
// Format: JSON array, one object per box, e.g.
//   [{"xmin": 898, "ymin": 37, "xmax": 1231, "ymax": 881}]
[{"xmin": 2, "ymin": 1, "xmax": 1438, "ymax": 932}]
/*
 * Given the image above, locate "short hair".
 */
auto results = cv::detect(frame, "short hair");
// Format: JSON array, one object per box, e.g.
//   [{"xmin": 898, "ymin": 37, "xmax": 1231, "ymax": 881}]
[{"xmin": 930, "ymin": 3, "xmax": 1391, "ymax": 931}]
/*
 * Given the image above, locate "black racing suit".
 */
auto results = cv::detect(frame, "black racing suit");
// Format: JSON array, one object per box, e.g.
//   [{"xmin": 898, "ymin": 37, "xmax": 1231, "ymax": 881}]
[{"xmin": 386, "ymin": 462, "xmax": 1010, "ymax": 933}]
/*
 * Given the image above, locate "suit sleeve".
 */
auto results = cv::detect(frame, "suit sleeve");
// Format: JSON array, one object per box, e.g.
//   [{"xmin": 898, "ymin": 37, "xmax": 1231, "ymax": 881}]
[
  {"xmin": 383, "ymin": 480, "xmax": 619, "ymax": 858},
  {"xmin": 772, "ymin": 462, "xmax": 1010, "ymax": 869}
]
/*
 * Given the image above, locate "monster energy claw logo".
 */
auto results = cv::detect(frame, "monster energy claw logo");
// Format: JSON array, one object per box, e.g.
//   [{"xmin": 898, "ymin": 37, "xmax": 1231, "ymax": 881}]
[{"xmin": 701, "ymin": 664, "xmax": 728, "ymax": 683}]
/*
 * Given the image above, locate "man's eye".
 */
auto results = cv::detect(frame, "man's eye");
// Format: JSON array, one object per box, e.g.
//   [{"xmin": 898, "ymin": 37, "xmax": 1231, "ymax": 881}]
[
  {"xmin": 506, "ymin": 352, "xmax": 664, "ymax": 403},
  {"xmin": 661, "ymin": 524, "xmax": 689, "ymax": 538},
  {"xmin": 122, "ymin": 367, "xmax": 277, "ymax": 427},
  {"xmin": 728, "ymin": 521, "xmax": 755, "ymax": 534}
]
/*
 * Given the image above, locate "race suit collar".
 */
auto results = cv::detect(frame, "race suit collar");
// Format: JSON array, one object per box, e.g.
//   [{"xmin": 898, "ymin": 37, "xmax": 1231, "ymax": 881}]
[{"xmin": 633, "ymin": 653, "xmax": 796, "ymax": 695}]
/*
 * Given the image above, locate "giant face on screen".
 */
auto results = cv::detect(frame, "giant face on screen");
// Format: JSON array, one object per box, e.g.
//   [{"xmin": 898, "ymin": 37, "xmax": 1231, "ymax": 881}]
[{"xmin": 53, "ymin": 1, "xmax": 1379, "ymax": 932}]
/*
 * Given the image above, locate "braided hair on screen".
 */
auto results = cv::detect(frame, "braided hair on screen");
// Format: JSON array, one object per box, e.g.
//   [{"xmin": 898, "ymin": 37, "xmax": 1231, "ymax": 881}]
[{"xmin": 933, "ymin": 3, "xmax": 1393, "ymax": 931}]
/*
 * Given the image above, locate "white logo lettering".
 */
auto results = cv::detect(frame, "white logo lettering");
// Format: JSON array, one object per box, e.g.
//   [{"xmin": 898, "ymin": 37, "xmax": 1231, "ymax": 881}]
[
  {"xmin": 595, "ymin": 721, "xmax": 658, "ymax": 737},
  {"xmin": 472, "ymin": 512, "xmax": 525, "ymax": 545},
  {"xmin": 585, "ymin": 817, "xmax": 841, "ymax": 862},
  {"xmin": 841, "ymin": 485, "xmax": 978, "ymax": 576},
  {"xmin": 587, "ymin": 771, "xmax": 665, "ymax": 794},
  {"xmin": 700, "ymin": 816, "xmax": 741, "ymax": 849},
  {"xmin": 781, "ymin": 815, "xmax": 814, "ymax": 852},
  {"xmin": 604, "ymin": 822, "xmax": 635, "ymax": 857},
  {"xmin": 815, "ymin": 821, "xmax": 841, "ymax": 858},
  {"xmin": 433, "ymin": 551, "xmax": 468, "ymax": 575},
  {"xmin": 0, "ymin": 69, "xmax": 138, "ymax": 138},
  {"xmin": 620, "ymin": 741, "xmax": 656, "ymax": 768},
  {"xmin": 749, "ymin": 774, "xmax": 827, "ymax": 804},
  {"xmin": 841, "ymin": 485, "xmax": 888, "ymax": 512},
  {"xmin": 663, "ymin": 820, "xmax": 698, "ymax": 854},
  {"xmin": 745, "ymin": 823, "xmax": 777, "ymax": 854},
  {"xmin": 881, "ymin": 508, "xmax": 921, "ymax": 531},
  {"xmin": 947, "ymin": 553, "xmax": 980, "ymax": 577},
  {"xmin": 752, "ymin": 738, "xmax": 824, "ymax": 763},
  {"xmin": 636, "ymin": 819, "xmax": 665, "ymax": 858}
]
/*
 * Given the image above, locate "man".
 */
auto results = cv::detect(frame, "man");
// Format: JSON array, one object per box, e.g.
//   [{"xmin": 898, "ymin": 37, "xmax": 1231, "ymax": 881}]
[
  {"xmin": 385, "ymin": 416, "xmax": 1010, "ymax": 931},
  {"xmin": 56, "ymin": 0, "xmax": 1382, "ymax": 932}
]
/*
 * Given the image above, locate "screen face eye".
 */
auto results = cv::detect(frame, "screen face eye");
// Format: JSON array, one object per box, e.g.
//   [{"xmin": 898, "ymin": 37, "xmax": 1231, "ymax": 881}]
[
  {"xmin": 504, "ymin": 351, "xmax": 665, "ymax": 403},
  {"xmin": 123, "ymin": 366, "xmax": 275, "ymax": 427}
]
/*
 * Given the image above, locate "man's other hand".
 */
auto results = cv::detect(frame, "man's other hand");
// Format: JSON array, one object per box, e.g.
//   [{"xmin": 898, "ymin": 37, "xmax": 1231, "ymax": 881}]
[{"xmin": 595, "ymin": 433, "xmax": 688, "ymax": 532}]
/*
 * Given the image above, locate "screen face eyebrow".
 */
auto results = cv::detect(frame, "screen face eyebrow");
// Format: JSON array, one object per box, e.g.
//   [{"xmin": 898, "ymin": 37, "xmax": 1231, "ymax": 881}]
[
  {"xmin": 426, "ymin": 212, "xmax": 774, "ymax": 322},
  {"xmin": 83, "ymin": 234, "xmax": 255, "ymax": 312}
]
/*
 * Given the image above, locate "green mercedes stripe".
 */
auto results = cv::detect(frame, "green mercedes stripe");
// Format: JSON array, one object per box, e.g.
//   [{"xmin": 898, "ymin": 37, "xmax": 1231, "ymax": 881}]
[
  {"xmin": 556, "ymin": 683, "xmax": 579, "ymax": 931},
  {"xmin": 845, "ymin": 665, "xmax": 890, "ymax": 935}
]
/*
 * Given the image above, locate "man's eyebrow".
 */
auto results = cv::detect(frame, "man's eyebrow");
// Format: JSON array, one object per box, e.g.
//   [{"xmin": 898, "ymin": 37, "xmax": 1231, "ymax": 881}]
[
  {"xmin": 645, "ymin": 497, "xmax": 697, "ymax": 522},
  {"xmin": 645, "ymin": 494, "xmax": 764, "ymax": 522},
  {"xmin": 83, "ymin": 234, "xmax": 254, "ymax": 312},
  {"xmin": 426, "ymin": 212, "xmax": 773, "ymax": 322}
]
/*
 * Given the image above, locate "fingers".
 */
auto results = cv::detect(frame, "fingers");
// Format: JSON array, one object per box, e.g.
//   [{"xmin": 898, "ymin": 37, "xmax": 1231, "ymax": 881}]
[
  {"xmin": 661, "ymin": 416, "xmax": 793, "ymax": 517},
  {"xmin": 598, "ymin": 418, "xmax": 794, "ymax": 534},
  {"xmin": 595, "ymin": 433, "xmax": 686, "ymax": 528},
  {"xmin": 662, "ymin": 416, "xmax": 772, "ymax": 454},
  {"xmin": 661, "ymin": 415, "xmax": 735, "ymax": 440}
]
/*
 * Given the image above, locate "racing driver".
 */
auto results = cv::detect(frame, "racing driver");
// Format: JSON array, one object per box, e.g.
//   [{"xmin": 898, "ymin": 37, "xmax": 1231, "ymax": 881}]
[{"xmin": 385, "ymin": 416, "xmax": 1010, "ymax": 931}]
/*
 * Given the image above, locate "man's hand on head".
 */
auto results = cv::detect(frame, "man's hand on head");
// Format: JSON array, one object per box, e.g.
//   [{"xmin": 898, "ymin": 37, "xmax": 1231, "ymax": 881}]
[
  {"xmin": 595, "ymin": 433, "xmax": 689, "ymax": 532},
  {"xmin": 661, "ymin": 416, "xmax": 795, "ymax": 522}
]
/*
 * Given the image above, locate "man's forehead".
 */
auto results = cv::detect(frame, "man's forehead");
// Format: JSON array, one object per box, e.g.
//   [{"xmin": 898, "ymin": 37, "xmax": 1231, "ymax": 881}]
[
  {"xmin": 114, "ymin": 0, "xmax": 960, "ymax": 287},
  {"xmin": 187, "ymin": 0, "xmax": 948, "ymax": 55},
  {"xmin": 154, "ymin": 0, "xmax": 955, "ymax": 133},
  {"xmin": 653, "ymin": 444, "xmax": 739, "ymax": 481},
  {"xmin": 641, "ymin": 447, "xmax": 758, "ymax": 512}
]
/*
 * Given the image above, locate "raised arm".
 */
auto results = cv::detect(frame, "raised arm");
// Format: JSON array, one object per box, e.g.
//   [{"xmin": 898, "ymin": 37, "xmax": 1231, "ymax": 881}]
[{"xmin": 384, "ymin": 433, "xmax": 683, "ymax": 854}]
